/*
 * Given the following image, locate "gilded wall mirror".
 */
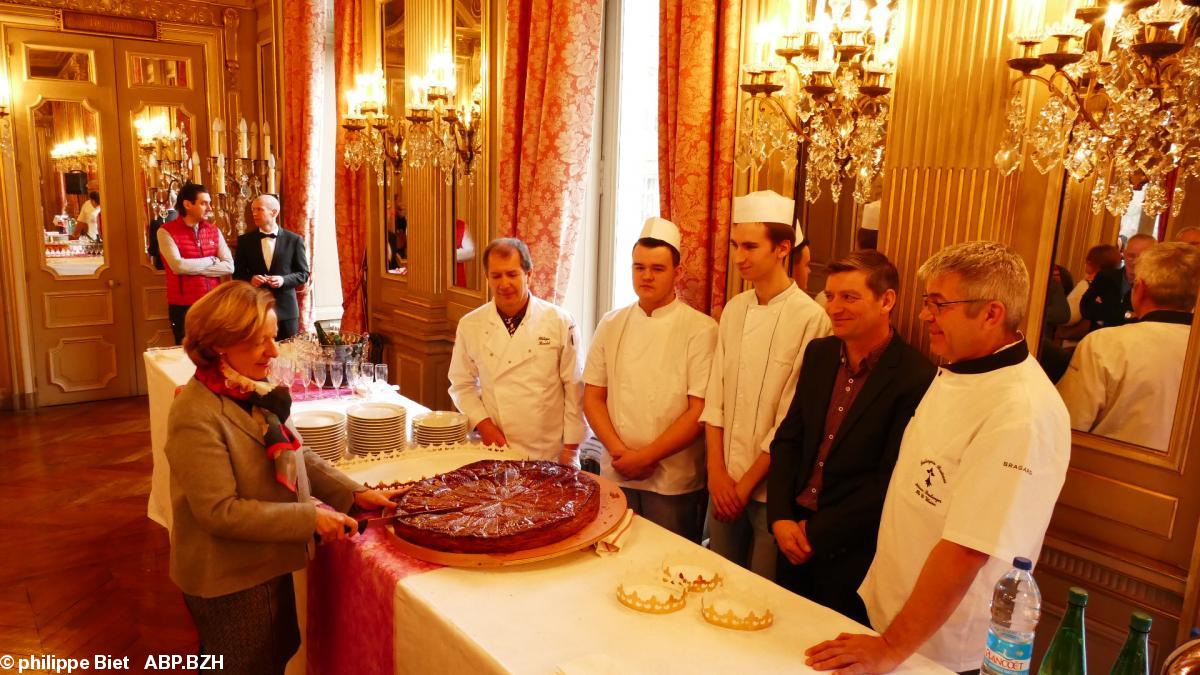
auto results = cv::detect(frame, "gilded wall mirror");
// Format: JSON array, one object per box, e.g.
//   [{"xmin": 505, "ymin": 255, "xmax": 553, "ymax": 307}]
[
  {"xmin": 450, "ymin": 0, "xmax": 485, "ymax": 291},
  {"xmin": 1038, "ymin": 178, "xmax": 1197, "ymax": 453},
  {"xmin": 31, "ymin": 99, "xmax": 106, "ymax": 276},
  {"xmin": 382, "ymin": 0, "xmax": 408, "ymax": 277},
  {"xmin": 132, "ymin": 104, "xmax": 198, "ymax": 268}
]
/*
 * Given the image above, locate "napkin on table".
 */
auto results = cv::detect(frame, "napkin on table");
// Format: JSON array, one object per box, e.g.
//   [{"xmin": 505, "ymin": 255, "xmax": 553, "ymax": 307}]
[{"xmin": 593, "ymin": 508, "xmax": 634, "ymax": 556}]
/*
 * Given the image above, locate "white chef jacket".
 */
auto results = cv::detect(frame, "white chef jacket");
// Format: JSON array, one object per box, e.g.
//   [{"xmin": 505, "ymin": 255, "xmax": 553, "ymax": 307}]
[
  {"xmin": 699, "ymin": 284, "xmax": 831, "ymax": 503},
  {"xmin": 859, "ymin": 344, "xmax": 1071, "ymax": 672},
  {"xmin": 1056, "ymin": 312, "xmax": 1193, "ymax": 451},
  {"xmin": 583, "ymin": 298, "xmax": 718, "ymax": 495},
  {"xmin": 448, "ymin": 295, "xmax": 586, "ymax": 461}
]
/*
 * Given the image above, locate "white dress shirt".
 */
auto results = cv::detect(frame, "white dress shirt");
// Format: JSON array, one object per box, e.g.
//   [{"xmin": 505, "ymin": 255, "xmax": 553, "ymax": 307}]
[
  {"xmin": 583, "ymin": 298, "xmax": 718, "ymax": 495},
  {"xmin": 859, "ymin": 346, "xmax": 1071, "ymax": 672},
  {"xmin": 259, "ymin": 224, "xmax": 278, "ymax": 270},
  {"xmin": 699, "ymin": 284, "xmax": 831, "ymax": 502}
]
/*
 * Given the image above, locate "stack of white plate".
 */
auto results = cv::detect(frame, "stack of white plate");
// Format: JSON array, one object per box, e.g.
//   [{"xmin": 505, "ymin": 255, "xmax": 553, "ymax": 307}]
[
  {"xmin": 412, "ymin": 411, "xmax": 469, "ymax": 446},
  {"xmin": 347, "ymin": 402, "xmax": 407, "ymax": 455},
  {"xmin": 293, "ymin": 410, "xmax": 347, "ymax": 462}
]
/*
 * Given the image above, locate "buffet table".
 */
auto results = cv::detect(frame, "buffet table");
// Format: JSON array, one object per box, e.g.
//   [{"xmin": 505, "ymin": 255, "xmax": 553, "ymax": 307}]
[{"xmin": 309, "ymin": 454, "xmax": 954, "ymax": 675}]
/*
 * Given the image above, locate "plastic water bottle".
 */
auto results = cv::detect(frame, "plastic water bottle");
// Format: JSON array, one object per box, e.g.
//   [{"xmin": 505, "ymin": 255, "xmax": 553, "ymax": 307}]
[{"xmin": 982, "ymin": 557, "xmax": 1042, "ymax": 675}]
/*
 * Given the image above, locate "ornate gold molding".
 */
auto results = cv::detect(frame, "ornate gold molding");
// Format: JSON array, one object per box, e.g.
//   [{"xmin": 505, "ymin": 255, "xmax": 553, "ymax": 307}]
[
  {"xmin": 1040, "ymin": 545, "xmax": 1184, "ymax": 614},
  {"xmin": 3, "ymin": 0, "xmax": 224, "ymax": 27}
]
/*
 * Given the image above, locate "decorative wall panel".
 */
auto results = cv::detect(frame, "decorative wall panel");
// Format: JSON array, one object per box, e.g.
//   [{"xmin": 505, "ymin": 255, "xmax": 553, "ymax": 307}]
[
  {"xmin": 47, "ymin": 336, "xmax": 117, "ymax": 391},
  {"xmin": 142, "ymin": 286, "xmax": 168, "ymax": 321},
  {"xmin": 42, "ymin": 290, "xmax": 114, "ymax": 328}
]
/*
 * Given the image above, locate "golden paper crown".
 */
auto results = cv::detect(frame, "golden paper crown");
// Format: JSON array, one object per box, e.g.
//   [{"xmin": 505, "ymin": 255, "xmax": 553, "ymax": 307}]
[
  {"xmin": 616, "ymin": 580, "xmax": 687, "ymax": 614},
  {"xmin": 661, "ymin": 562, "xmax": 723, "ymax": 593},
  {"xmin": 700, "ymin": 594, "xmax": 774, "ymax": 631}
]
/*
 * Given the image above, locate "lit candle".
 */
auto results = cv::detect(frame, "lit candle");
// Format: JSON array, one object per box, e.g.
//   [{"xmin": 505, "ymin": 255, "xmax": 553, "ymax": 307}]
[
  {"xmin": 236, "ymin": 118, "xmax": 248, "ymax": 159},
  {"xmin": 267, "ymin": 153, "xmax": 277, "ymax": 194},
  {"xmin": 261, "ymin": 122, "xmax": 271, "ymax": 159},
  {"xmin": 214, "ymin": 155, "xmax": 226, "ymax": 195},
  {"xmin": 191, "ymin": 151, "xmax": 201, "ymax": 183},
  {"xmin": 789, "ymin": 0, "xmax": 803, "ymax": 32},
  {"xmin": 212, "ymin": 118, "xmax": 224, "ymax": 157},
  {"xmin": 1100, "ymin": 2, "xmax": 1124, "ymax": 60},
  {"xmin": 249, "ymin": 122, "xmax": 258, "ymax": 161}
]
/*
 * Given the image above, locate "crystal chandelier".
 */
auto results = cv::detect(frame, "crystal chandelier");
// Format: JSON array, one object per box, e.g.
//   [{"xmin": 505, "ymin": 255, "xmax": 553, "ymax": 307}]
[
  {"xmin": 135, "ymin": 114, "xmax": 201, "ymax": 222},
  {"xmin": 738, "ymin": 0, "xmax": 902, "ymax": 205},
  {"xmin": 341, "ymin": 55, "xmax": 483, "ymax": 186},
  {"xmin": 996, "ymin": 0, "xmax": 1200, "ymax": 218},
  {"xmin": 50, "ymin": 136, "xmax": 99, "ymax": 173}
]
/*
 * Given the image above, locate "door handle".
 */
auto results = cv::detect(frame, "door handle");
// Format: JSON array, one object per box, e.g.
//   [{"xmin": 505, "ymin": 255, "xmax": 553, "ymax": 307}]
[{"xmin": 108, "ymin": 279, "xmax": 119, "ymax": 288}]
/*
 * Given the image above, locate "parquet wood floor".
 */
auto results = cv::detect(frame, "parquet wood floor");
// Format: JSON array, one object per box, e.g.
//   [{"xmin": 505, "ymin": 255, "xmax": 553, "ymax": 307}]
[{"xmin": 0, "ymin": 397, "xmax": 198, "ymax": 673}]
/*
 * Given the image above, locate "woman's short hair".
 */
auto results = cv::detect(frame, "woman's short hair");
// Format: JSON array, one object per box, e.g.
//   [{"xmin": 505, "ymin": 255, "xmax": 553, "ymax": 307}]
[
  {"xmin": 1086, "ymin": 244, "xmax": 1122, "ymax": 270},
  {"xmin": 918, "ymin": 241, "xmax": 1030, "ymax": 331},
  {"xmin": 827, "ymin": 249, "xmax": 900, "ymax": 298},
  {"xmin": 1135, "ymin": 242, "xmax": 1200, "ymax": 311},
  {"xmin": 183, "ymin": 281, "xmax": 276, "ymax": 368}
]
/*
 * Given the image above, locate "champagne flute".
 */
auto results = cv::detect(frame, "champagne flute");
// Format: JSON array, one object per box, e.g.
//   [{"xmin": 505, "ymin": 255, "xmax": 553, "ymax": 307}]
[
  {"xmin": 330, "ymin": 361, "xmax": 345, "ymax": 398},
  {"xmin": 313, "ymin": 361, "xmax": 328, "ymax": 399},
  {"xmin": 375, "ymin": 363, "xmax": 389, "ymax": 386},
  {"xmin": 346, "ymin": 362, "xmax": 361, "ymax": 396},
  {"xmin": 300, "ymin": 361, "xmax": 313, "ymax": 400}
]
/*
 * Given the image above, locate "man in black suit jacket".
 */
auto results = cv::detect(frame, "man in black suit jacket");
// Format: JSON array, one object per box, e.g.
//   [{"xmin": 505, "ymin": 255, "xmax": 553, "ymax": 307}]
[
  {"xmin": 768, "ymin": 250, "xmax": 935, "ymax": 624},
  {"xmin": 233, "ymin": 194, "xmax": 309, "ymax": 340}
]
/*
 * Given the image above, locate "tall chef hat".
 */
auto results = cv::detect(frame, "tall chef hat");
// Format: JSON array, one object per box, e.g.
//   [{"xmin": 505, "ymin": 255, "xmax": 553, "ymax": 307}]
[
  {"xmin": 639, "ymin": 217, "xmax": 682, "ymax": 254},
  {"xmin": 733, "ymin": 190, "xmax": 802, "ymax": 245}
]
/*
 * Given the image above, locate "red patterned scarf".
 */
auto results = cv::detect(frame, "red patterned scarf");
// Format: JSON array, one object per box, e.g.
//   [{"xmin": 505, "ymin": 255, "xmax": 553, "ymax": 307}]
[{"xmin": 195, "ymin": 361, "xmax": 302, "ymax": 492}]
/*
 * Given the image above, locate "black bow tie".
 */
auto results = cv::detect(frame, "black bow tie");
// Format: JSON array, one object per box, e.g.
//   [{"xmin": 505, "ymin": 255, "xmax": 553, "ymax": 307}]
[{"xmin": 261, "ymin": 232, "xmax": 277, "ymax": 239}]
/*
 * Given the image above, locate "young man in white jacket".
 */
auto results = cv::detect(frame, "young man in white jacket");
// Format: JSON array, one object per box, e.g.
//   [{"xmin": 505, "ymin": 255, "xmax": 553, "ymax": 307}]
[
  {"xmin": 583, "ymin": 218, "xmax": 718, "ymax": 541},
  {"xmin": 448, "ymin": 238, "xmax": 585, "ymax": 463},
  {"xmin": 700, "ymin": 190, "xmax": 831, "ymax": 580}
]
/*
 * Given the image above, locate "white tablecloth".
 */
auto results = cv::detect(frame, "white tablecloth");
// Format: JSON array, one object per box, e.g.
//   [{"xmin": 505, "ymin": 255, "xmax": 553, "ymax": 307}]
[
  {"xmin": 388, "ymin": 516, "xmax": 951, "ymax": 675},
  {"xmin": 143, "ymin": 347, "xmax": 431, "ymax": 531}
]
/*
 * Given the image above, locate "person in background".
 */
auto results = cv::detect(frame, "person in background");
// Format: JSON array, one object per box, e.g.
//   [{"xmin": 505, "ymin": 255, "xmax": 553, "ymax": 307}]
[
  {"xmin": 77, "ymin": 191, "xmax": 101, "ymax": 242},
  {"xmin": 769, "ymin": 250, "xmax": 934, "ymax": 625},
  {"xmin": 158, "ymin": 183, "xmax": 233, "ymax": 344},
  {"xmin": 701, "ymin": 190, "xmax": 832, "ymax": 580},
  {"xmin": 807, "ymin": 241, "xmax": 1070, "ymax": 673},
  {"xmin": 455, "ymin": 219, "xmax": 477, "ymax": 287},
  {"xmin": 1177, "ymin": 226, "xmax": 1200, "ymax": 247},
  {"xmin": 234, "ymin": 194, "xmax": 309, "ymax": 341},
  {"xmin": 1057, "ymin": 242, "xmax": 1200, "ymax": 451},
  {"xmin": 583, "ymin": 218, "xmax": 717, "ymax": 542},
  {"xmin": 1080, "ymin": 234, "xmax": 1152, "ymax": 331},
  {"xmin": 166, "ymin": 281, "xmax": 395, "ymax": 674},
  {"xmin": 448, "ymin": 238, "xmax": 585, "ymax": 463}
]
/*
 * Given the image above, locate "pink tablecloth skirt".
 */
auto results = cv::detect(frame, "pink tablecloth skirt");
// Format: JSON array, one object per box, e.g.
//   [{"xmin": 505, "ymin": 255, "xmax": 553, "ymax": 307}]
[{"xmin": 306, "ymin": 527, "xmax": 441, "ymax": 675}]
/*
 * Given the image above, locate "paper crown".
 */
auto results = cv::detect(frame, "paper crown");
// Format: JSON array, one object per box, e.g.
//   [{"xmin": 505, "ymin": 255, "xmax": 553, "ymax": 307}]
[
  {"xmin": 733, "ymin": 190, "xmax": 802, "ymax": 244},
  {"xmin": 639, "ymin": 217, "xmax": 681, "ymax": 253}
]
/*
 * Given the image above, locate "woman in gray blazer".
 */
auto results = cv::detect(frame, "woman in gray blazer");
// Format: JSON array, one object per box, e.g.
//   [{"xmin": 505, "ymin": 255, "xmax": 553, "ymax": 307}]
[{"xmin": 165, "ymin": 281, "xmax": 394, "ymax": 674}]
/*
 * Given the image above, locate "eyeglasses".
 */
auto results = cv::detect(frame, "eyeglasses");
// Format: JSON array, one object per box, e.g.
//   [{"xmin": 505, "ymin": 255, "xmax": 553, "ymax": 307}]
[{"xmin": 921, "ymin": 295, "xmax": 987, "ymax": 316}]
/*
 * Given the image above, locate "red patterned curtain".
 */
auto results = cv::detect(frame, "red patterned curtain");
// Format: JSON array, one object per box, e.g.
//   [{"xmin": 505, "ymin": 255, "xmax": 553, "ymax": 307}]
[
  {"xmin": 499, "ymin": 0, "xmax": 603, "ymax": 304},
  {"xmin": 335, "ymin": 0, "xmax": 368, "ymax": 331},
  {"xmin": 658, "ymin": 0, "xmax": 741, "ymax": 314},
  {"xmin": 280, "ymin": 0, "xmax": 325, "ymax": 330}
]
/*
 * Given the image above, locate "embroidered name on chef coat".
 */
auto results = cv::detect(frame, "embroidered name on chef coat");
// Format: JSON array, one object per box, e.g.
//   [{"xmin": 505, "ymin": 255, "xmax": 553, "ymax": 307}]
[
  {"xmin": 538, "ymin": 336, "xmax": 551, "ymax": 345},
  {"xmin": 915, "ymin": 459, "xmax": 946, "ymax": 506}
]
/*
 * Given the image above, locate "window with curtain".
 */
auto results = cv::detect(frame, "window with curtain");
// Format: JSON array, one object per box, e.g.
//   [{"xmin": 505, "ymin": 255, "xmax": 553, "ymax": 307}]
[{"xmin": 597, "ymin": 0, "xmax": 661, "ymax": 315}]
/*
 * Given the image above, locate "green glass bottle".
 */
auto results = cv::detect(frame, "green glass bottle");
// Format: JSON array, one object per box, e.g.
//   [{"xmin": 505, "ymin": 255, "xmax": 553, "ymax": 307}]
[
  {"xmin": 1038, "ymin": 587, "xmax": 1088, "ymax": 675},
  {"xmin": 1108, "ymin": 612, "xmax": 1152, "ymax": 675}
]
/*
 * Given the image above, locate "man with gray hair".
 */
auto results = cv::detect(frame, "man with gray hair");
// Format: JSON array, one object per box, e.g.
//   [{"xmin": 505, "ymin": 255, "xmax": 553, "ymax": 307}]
[
  {"xmin": 1058, "ymin": 242, "xmax": 1200, "ymax": 450},
  {"xmin": 806, "ymin": 241, "xmax": 1071, "ymax": 674},
  {"xmin": 233, "ymin": 194, "xmax": 309, "ymax": 340}
]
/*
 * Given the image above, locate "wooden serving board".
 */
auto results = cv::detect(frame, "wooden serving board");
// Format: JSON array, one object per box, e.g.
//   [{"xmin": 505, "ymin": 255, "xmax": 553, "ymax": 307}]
[{"xmin": 381, "ymin": 473, "xmax": 629, "ymax": 567}]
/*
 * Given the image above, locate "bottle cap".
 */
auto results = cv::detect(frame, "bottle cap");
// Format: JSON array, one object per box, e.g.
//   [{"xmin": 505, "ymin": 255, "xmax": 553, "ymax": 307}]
[
  {"xmin": 1068, "ymin": 587, "xmax": 1089, "ymax": 606},
  {"xmin": 1130, "ymin": 612, "xmax": 1152, "ymax": 633},
  {"xmin": 1013, "ymin": 557, "xmax": 1033, "ymax": 571}
]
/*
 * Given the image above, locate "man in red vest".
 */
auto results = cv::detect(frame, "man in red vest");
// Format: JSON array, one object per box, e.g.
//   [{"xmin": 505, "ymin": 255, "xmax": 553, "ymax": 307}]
[{"xmin": 156, "ymin": 183, "xmax": 233, "ymax": 344}]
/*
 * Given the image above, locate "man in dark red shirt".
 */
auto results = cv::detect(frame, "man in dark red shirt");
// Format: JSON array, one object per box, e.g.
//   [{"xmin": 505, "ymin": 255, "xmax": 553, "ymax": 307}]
[{"xmin": 767, "ymin": 250, "xmax": 935, "ymax": 624}]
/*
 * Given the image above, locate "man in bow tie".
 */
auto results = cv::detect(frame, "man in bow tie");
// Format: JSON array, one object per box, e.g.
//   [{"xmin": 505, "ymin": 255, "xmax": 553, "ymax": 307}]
[{"xmin": 234, "ymin": 194, "xmax": 309, "ymax": 340}]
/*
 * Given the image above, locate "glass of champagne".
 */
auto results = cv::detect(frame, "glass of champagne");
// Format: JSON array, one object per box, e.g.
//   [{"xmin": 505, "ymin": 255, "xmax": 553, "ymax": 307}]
[
  {"xmin": 300, "ymin": 361, "xmax": 313, "ymax": 400},
  {"xmin": 346, "ymin": 362, "xmax": 361, "ymax": 396},
  {"xmin": 330, "ymin": 361, "xmax": 345, "ymax": 398},
  {"xmin": 312, "ymin": 360, "xmax": 328, "ymax": 399}
]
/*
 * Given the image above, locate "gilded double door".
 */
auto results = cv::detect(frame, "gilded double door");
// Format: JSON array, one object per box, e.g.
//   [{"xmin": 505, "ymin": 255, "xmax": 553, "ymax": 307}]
[{"xmin": 6, "ymin": 27, "xmax": 207, "ymax": 405}]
